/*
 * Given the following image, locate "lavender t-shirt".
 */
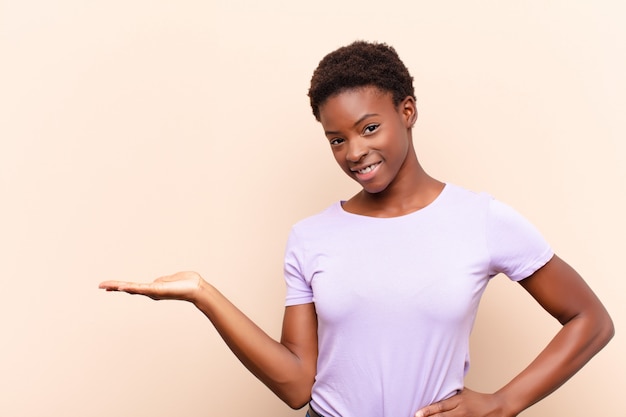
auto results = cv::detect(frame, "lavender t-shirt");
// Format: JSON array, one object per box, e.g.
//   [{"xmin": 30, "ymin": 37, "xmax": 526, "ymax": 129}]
[{"xmin": 284, "ymin": 184, "xmax": 553, "ymax": 417}]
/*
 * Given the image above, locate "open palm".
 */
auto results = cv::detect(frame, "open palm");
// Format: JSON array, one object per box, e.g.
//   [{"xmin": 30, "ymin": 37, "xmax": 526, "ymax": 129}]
[{"xmin": 99, "ymin": 271, "xmax": 203, "ymax": 302}]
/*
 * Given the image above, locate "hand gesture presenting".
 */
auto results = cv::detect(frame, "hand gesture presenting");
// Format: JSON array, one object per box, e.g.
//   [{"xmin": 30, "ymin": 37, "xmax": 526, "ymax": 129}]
[
  {"xmin": 99, "ymin": 271, "xmax": 204, "ymax": 303},
  {"xmin": 99, "ymin": 271, "xmax": 319, "ymax": 407}
]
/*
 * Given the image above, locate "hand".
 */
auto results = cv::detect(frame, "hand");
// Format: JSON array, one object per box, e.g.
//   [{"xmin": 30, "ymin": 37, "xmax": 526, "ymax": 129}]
[
  {"xmin": 99, "ymin": 271, "xmax": 204, "ymax": 302},
  {"xmin": 415, "ymin": 388, "xmax": 511, "ymax": 417}
]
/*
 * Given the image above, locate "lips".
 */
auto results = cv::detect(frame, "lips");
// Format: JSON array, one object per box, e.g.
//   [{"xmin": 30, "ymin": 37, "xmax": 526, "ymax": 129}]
[
  {"xmin": 351, "ymin": 161, "xmax": 382, "ymax": 181},
  {"xmin": 352, "ymin": 162, "xmax": 381, "ymax": 174}
]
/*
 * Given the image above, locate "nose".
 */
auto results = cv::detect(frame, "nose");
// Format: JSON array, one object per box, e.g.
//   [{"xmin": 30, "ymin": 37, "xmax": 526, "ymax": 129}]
[{"xmin": 346, "ymin": 137, "xmax": 368, "ymax": 162}]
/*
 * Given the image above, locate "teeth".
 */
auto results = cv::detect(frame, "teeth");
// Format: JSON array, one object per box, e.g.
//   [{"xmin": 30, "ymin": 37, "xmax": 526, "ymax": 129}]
[{"xmin": 358, "ymin": 164, "xmax": 377, "ymax": 174}]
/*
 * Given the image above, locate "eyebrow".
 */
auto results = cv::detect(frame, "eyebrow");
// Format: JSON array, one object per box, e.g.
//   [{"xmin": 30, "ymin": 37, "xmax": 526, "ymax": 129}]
[{"xmin": 324, "ymin": 113, "xmax": 380, "ymax": 136}]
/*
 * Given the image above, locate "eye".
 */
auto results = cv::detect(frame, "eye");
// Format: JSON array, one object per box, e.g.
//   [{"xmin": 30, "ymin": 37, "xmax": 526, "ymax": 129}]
[
  {"xmin": 363, "ymin": 124, "xmax": 380, "ymax": 135},
  {"xmin": 329, "ymin": 137, "xmax": 345, "ymax": 146}
]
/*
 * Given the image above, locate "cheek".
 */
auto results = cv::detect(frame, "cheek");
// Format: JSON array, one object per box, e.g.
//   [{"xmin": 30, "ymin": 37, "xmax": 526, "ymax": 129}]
[
  {"xmin": 331, "ymin": 149, "xmax": 350, "ymax": 171},
  {"xmin": 391, "ymin": 132, "xmax": 411, "ymax": 160}
]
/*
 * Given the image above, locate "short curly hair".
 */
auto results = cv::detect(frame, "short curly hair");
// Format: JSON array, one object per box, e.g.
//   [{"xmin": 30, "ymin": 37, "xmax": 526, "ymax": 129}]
[{"xmin": 308, "ymin": 41, "xmax": 415, "ymax": 121}]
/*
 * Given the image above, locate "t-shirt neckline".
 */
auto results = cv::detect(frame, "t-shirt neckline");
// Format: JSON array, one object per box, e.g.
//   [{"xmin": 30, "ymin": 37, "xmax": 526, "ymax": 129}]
[{"xmin": 337, "ymin": 183, "xmax": 451, "ymax": 220}]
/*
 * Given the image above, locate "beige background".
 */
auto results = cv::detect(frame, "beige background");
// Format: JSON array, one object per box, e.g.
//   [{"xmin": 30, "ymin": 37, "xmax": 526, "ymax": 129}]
[{"xmin": 1, "ymin": 1, "xmax": 624, "ymax": 416}]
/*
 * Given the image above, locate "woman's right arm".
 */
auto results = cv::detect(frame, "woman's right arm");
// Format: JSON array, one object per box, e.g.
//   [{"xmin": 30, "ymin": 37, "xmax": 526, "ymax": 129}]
[{"xmin": 99, "ymin": 271, "xmax": 318, "ymax": 409}]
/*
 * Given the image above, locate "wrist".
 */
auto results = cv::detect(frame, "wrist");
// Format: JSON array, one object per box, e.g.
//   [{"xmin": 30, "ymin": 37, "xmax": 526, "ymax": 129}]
[
  {"xmin": 191, "ymin": 276, "xmax": 215, "ymax": 306},
  {"xmin": 492, "ymin": 390, "xmax": 520, "ymax": 417}
]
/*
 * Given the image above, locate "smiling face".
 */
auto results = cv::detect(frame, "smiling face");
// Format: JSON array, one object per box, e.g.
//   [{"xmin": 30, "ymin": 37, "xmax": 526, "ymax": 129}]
[{"xmin": 318, "ymin": 86, "xmax": 418, "ymax": 195}]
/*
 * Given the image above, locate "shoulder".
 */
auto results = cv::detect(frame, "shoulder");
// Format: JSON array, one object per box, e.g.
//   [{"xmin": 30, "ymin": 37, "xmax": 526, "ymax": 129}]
[
  {"xmin": 436, "ymin": 183, "xmax": 494, "ymax": 216},
  {"xmin": 291, "ymin": 202, "xmax": 346, "ymax": 234},
  {"xmin": 443, "ymin": 184, "xmax": 540, "ymax": 231}
]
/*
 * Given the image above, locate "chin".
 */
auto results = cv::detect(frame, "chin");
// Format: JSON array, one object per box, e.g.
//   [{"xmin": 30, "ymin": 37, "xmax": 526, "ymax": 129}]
[{"xmin": 361, "ymin": 183, "xmax": 389, "ymax": 195}]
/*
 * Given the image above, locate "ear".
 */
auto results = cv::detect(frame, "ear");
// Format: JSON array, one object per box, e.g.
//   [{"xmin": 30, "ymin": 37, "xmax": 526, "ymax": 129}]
[{"xmin": 400, "ymin": 96, "xmax": 418, "ymax": 128}]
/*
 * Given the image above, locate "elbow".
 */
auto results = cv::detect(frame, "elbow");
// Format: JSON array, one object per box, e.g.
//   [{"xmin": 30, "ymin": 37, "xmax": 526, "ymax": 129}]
[
  {"xmin": 571, "ymin": 296, "xmax": 615, "ymax": 354},
  {"xmin": 597, "ymin": 313, "xmax": 615, "ymax": 348},
  {"xmin": 583, "ymin": 306, "xmax": 615, "ymax": 354},
  {"xmin": 280, "ymin": 378, "xmax": 314, "ymax": 410},
  {"xmin": 278, "ymin": 388, "xmax": 312, "ymax": 410},
  {"xmin": 269, "ymin": 374, "xmax": 315, "ymax": 410},
  {"xmin": 285, "ymin": 397, "xmax": 310, "ymax": 410}
]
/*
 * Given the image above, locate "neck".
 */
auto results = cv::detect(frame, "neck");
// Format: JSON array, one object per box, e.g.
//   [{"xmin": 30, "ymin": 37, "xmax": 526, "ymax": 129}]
[{"xmin": 346, "ymin": 146, "xmax": 445, "ymax": 217}]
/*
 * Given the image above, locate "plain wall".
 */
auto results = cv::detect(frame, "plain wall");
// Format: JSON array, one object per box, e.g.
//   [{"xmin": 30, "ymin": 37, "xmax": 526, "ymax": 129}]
[{"xmin": 1, "ymin": 1, "xmax": 624, "ymax": 416}]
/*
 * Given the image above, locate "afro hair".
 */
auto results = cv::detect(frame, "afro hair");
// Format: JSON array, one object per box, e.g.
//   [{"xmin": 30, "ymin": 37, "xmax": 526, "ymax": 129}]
[{"xmin": 308, "ymin": 41, "xmax": 415, "ymax": 121}]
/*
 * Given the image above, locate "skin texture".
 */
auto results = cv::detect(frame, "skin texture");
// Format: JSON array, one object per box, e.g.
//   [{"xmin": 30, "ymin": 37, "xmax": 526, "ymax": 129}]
[
  {"xmin": 100, "ymin": 271, "xmax": 318, "ymax": 408},
  {"xmin": 319, "ymin": 86, "xmax": 444, "ymax": 217},
  {"xmin": 100, "ymin": 86, "xmax": 614, "ymax": 416}
]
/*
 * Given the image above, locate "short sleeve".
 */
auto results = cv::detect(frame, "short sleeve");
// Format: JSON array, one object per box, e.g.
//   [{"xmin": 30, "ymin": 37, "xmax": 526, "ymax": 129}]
[
  {"xmin": 487, "ymin": 199, "xmax": 554, "ymax": 281},
  {"xmin": 284, "ymin": 228, "xmax": 314, "ymax": 306}
]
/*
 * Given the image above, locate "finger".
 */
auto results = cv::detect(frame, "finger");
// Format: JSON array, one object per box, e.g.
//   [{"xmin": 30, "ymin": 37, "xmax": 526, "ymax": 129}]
[
  {"xmin": 99, "ymin": 280, "xmax": 131, "ymax": 290},
  {"xmin": 415, "ymin": 398, "xmax": 456, "ymax": 417},
  {"xmin": 119, "ymin": 282, "xmax": 161, "ymax": 295},
  {"xmin": 98, "ymin": 280, "xmax": 154, "ymax": 293}
]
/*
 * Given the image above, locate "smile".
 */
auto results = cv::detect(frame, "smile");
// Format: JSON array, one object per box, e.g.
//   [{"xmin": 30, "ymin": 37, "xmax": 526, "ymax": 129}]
[{"xmin": 354, "ymin": 162, "xmax": 381, "ymax": 174}]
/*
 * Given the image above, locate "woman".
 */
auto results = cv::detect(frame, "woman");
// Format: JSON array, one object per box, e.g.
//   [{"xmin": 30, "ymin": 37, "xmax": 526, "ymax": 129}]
[{"xmin": 100, "ymin": 41, "xmax": 613, "ymax": 417}]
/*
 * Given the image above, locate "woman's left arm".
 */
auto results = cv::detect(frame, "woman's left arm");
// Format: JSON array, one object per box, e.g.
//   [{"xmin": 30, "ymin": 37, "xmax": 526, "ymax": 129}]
[{"xmin": 416, "ymin": 255, "xmax": 614, "ymax": 417}]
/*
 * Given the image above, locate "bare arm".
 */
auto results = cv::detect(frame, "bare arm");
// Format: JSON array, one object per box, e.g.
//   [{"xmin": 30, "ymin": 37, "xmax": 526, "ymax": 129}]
[
  {"xmin": 415, "ymin": 255, "xmax": 614, "ymax": 417},
  {"xmin": 99, "ymin": 271, "xmax": 318, "ymax": 409},
  {"xmin": 497, "ymin": 255, "xmax": 614, "ymax": 414}
]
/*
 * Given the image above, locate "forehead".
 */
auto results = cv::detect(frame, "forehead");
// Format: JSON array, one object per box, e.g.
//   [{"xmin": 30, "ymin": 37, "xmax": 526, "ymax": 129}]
[{"xmin": 318, "ymin": 86, "xmax": 396, "ymax": 128}]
